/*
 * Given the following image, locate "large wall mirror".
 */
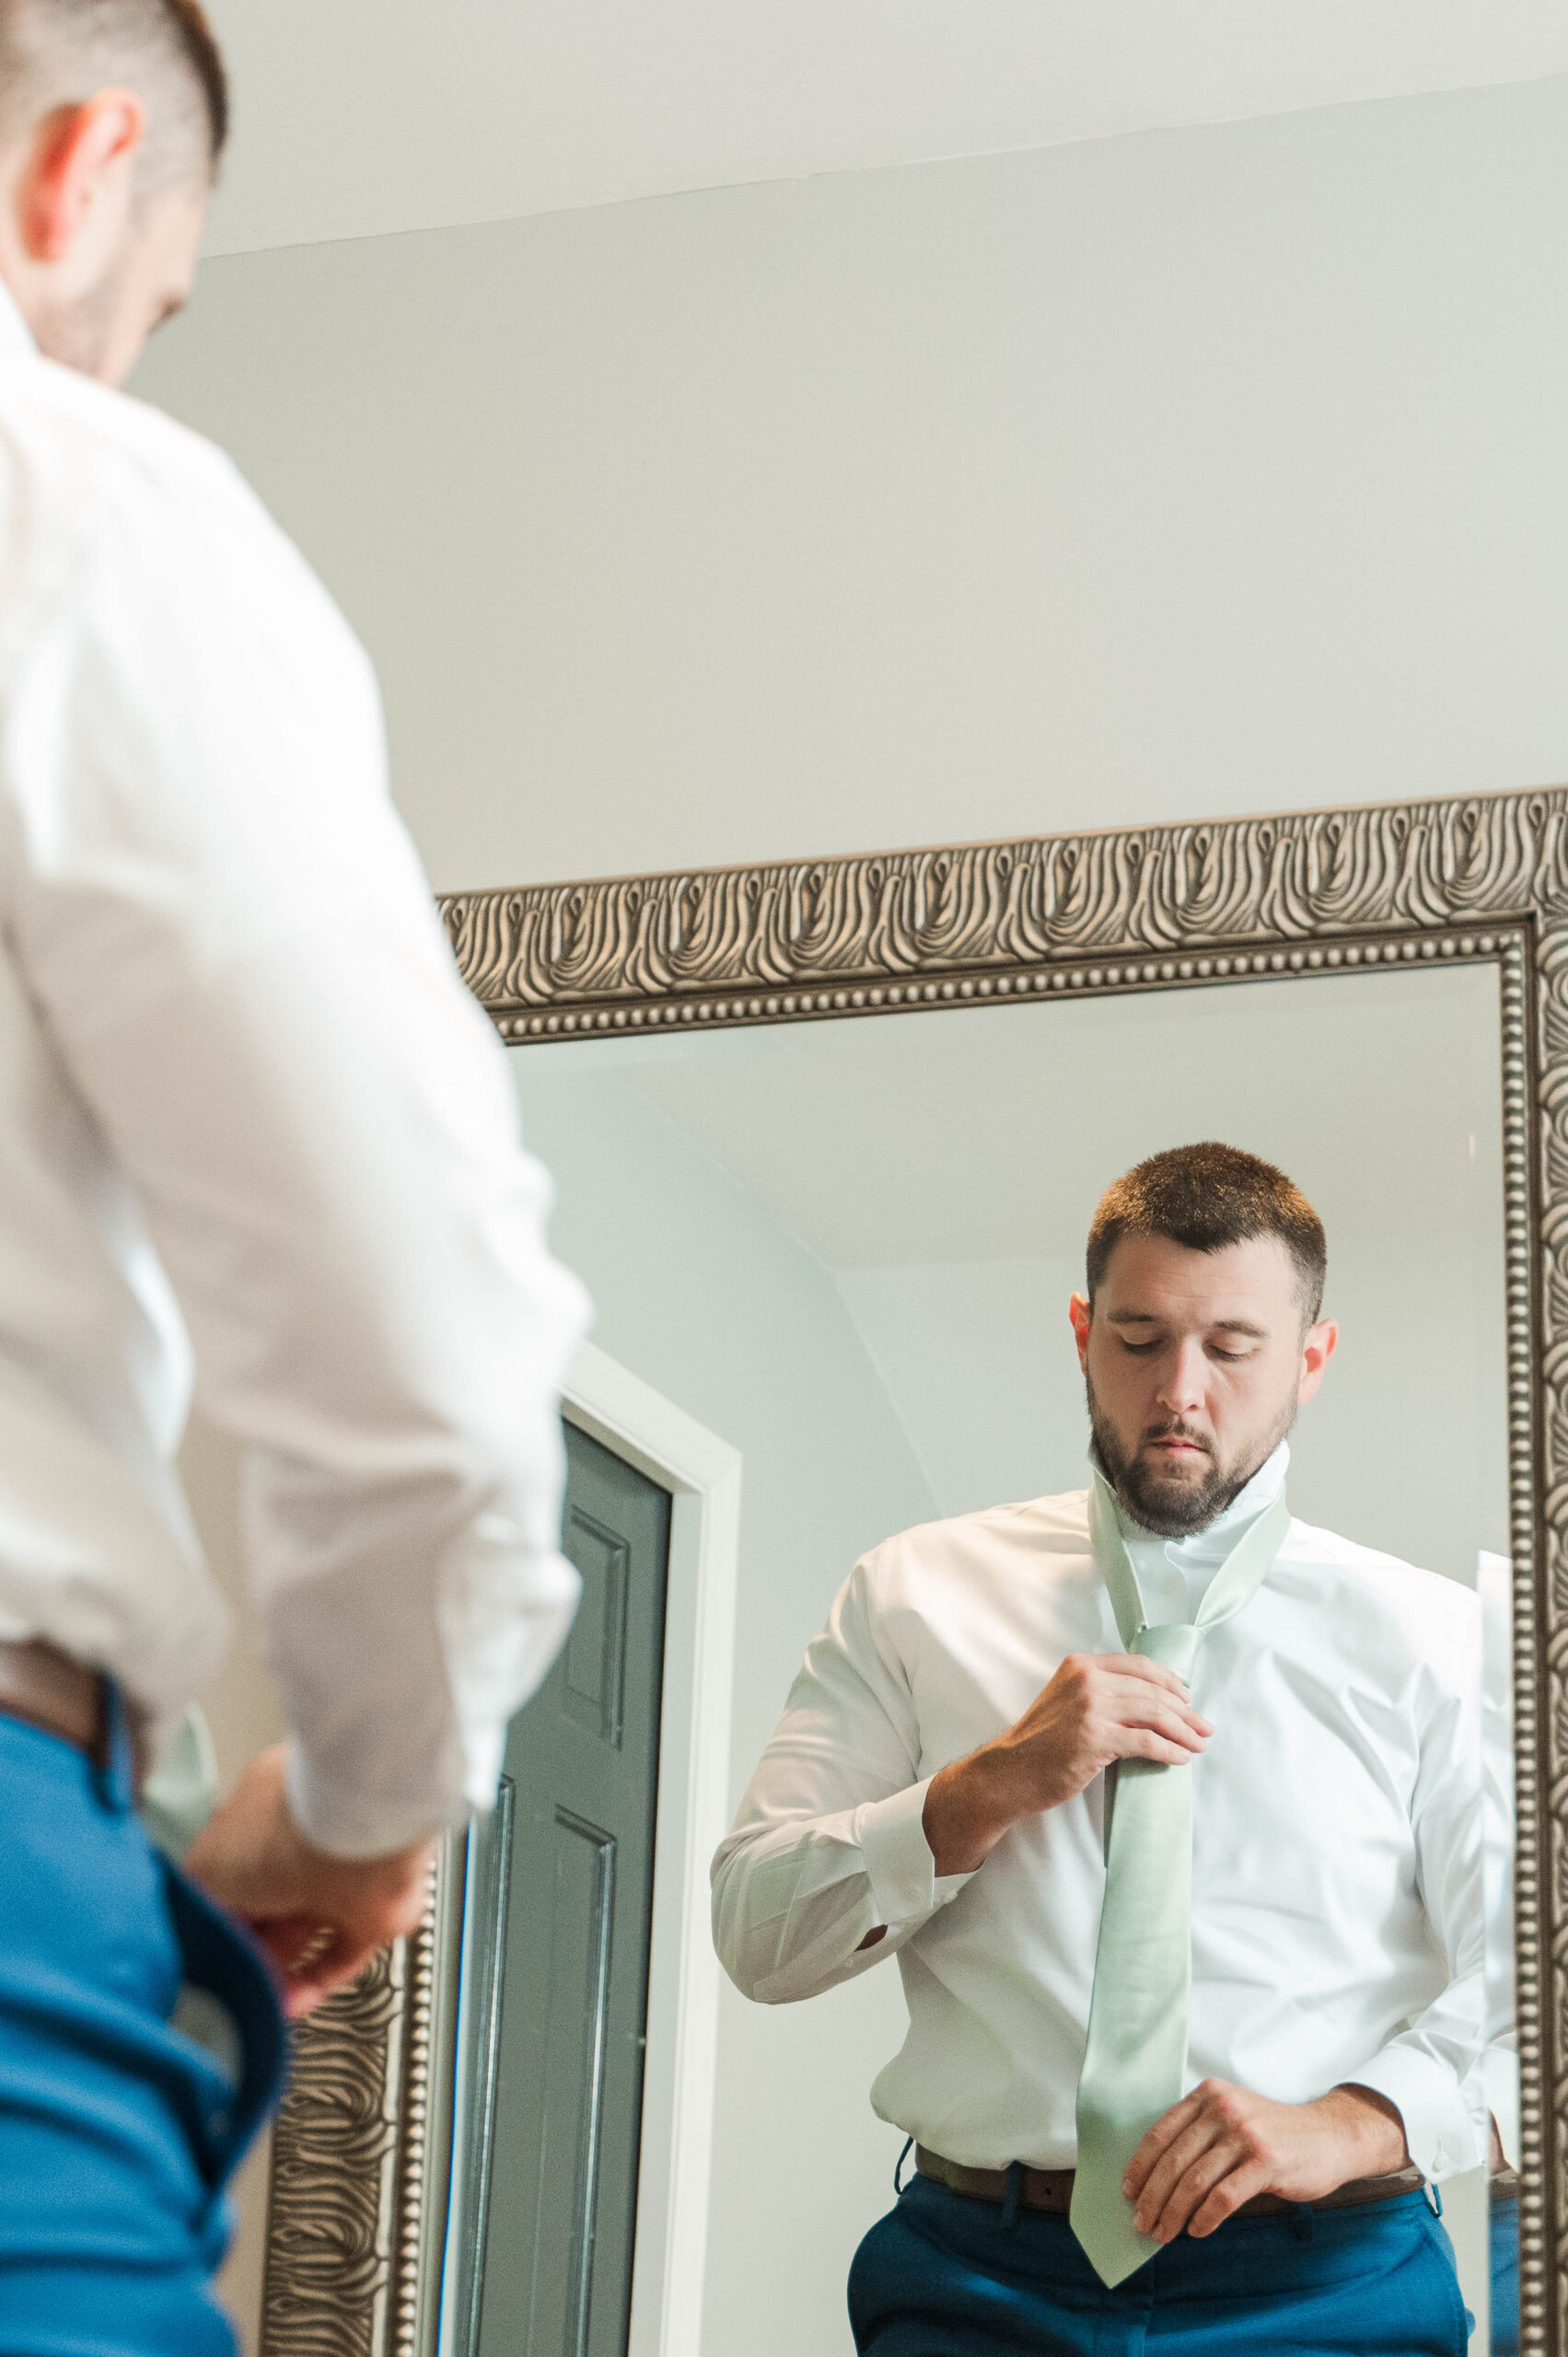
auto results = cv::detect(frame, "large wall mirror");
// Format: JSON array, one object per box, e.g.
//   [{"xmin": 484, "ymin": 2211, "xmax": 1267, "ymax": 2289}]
[{"xmin": 256, "ymin": 792, "xmax": 1556, "ymax": 2356}]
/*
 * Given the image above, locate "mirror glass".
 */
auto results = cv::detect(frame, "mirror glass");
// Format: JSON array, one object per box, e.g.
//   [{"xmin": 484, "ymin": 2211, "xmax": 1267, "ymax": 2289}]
[{"xmin": 448, "ymin": 958, "xmax": 1512, "ymax": 2354}]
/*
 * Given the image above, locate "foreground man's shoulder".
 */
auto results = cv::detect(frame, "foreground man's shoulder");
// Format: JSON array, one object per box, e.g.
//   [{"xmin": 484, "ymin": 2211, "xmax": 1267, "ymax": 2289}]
[
  {"xmin": 0, "ymin": 357, "xmax": 334, "ymax": 615},
  {"xmin": 0, "ymin": 355, "xmax": 250, "ymax": 517}
]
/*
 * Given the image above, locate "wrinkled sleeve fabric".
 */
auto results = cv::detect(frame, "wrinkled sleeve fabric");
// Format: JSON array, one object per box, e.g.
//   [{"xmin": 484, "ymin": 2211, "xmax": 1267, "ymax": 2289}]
[
  {"xmin": 712, "ymin": 1553, "xmax": 973, "ymax": 2003},
  {"xmin": 0, "ymin": 435, "xmax": 589, "ymax": 1854},
  {"xmin": 1348, "ymin": 1620, "xmax": 1486, "ymax": 2182}
]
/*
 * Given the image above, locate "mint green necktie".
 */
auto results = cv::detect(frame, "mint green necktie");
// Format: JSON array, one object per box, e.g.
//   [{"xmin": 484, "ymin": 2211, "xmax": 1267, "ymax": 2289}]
[
  {"xmin": 1069, "ymin": 1469, "xmax": 1291, "ymax": 2287},
  {"xmin": 139, "ymin": 1704, "xmax": 218, "ymax": 1862}
]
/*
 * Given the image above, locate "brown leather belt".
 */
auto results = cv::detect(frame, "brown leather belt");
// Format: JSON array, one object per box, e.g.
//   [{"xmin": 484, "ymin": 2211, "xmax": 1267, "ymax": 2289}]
[
  {"xmin": 0, "ymin": 1638, "xmax": 151, "ymax": 1793},
  {"xmin": 915, "ymin": 2146, "xmax": 1428, "ymax": 2223},
  {"xmin": 0, "ymin": 1638, "xmax": 106, "ymax": 1752}
]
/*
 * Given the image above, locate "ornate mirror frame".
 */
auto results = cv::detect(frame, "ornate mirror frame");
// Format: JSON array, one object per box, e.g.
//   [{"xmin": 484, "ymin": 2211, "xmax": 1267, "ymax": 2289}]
[{"xmin": 258, "ymin": 785, "xmax": 1562, "ymax": 2357}]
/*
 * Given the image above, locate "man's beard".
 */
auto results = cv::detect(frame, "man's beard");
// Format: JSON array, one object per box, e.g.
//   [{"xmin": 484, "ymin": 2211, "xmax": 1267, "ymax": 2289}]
[{"xmin": 1086, "ymin": 1375, "xmax": 1297, "ymax": 1538}]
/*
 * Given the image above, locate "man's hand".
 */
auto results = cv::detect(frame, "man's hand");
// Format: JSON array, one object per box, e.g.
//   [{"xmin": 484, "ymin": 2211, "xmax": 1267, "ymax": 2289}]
[
  {"xmin": 921, "ymin": 1652, "xmax": 1212, "ymax": 1875},
  {"xmin": 185, "ymin": 1745, "xmax": 437, "ymax": 2019},
  {"xmin": 1123, "ymin": 2079, "xmax": 1411, "ymax": 2244}
]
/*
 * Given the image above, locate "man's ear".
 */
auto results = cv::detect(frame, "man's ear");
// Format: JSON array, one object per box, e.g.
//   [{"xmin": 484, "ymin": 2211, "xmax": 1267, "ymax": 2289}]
[
  {"xmin": 19, "ymin": 90, "xmax": 145, "ymax": 265},
  {"xmin": 1297, "ymin": 1318, "xmax": 1338, "ymax": 1405},
  {"xmin": 1069, "ymin": 1292, "xmax": 1092, "ymax": 1375}
]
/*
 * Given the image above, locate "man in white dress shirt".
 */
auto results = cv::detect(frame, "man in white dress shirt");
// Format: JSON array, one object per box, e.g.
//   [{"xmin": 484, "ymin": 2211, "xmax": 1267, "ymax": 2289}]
[
  {"xmin": 714, "ymin": 1143, "xmax": 1481, "ymax": 2356},
  {"xmin": 0, "ymin": 7, "xmax": 587, "ymax": 2350}
]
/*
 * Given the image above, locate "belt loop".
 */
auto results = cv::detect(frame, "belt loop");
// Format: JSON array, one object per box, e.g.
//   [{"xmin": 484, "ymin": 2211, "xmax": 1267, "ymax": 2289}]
[
  {"xmin": 1425, "ymin": 2180, "xmax": 1443, "ymax": 2218},
  {"xmin": 999, "ymin": 2160, "xmax": 1023, "ymax": 2234},
  {"xmin": 893, "ymin": 2137, "xmax": 912, "ymax": 2197},
  {"xmin": 94, "ymin": 1678, "xmax": 135, "ymax": 1817},
  {"xmin": 1290, "ymin": 2202, "xmax": 1314, "ymax": 2243}
]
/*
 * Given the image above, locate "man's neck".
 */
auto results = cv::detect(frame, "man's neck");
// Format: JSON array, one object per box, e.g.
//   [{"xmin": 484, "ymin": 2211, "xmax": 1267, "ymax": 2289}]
[{"xmin": 1095, "ymin": 1442, "xmax": 1289, "ymax": 1553}]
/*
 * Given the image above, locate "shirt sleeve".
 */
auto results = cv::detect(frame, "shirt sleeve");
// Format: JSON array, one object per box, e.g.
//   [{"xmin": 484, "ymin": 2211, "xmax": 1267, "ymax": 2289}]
[
  {"xmin": 712, "ymin": 1554, "xmax": 974, "ymax": 2003},
  {"xmin": 0, "ymin": 442, "xmax": 589, "ymax": 1855},
  {"xmin": 1346, "ymin": 1628, "xmax": 1486, "ymax": 2181}
]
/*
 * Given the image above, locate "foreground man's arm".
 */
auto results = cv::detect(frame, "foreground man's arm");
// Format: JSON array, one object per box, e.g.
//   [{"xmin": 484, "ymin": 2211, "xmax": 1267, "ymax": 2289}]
[
  {"xmin": 9, "ymin": 447, "xmax": 588, "ymax": 2009},
  {"xmin": 187, "ymin": 1750, "xmax": 436, "ymax": 2012}
]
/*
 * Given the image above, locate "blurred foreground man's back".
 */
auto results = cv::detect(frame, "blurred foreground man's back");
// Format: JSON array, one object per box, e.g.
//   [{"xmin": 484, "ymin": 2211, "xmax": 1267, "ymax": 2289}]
[{"xmin": 0, "ymin": 6, "xmax": 588, "ymax": 2350}]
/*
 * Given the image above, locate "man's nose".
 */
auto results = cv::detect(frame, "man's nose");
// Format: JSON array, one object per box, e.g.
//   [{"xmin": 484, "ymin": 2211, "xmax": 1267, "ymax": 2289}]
[{"xmin": 1155, "ymin": 1340, "xmax": 1207, "ymax": 1414}]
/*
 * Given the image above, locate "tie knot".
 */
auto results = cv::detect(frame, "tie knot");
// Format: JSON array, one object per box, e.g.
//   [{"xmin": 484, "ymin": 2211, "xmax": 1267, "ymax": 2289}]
[{"xmin": 1133, "ymin": 1621, "xmax": 1201, "ymax": 1682}]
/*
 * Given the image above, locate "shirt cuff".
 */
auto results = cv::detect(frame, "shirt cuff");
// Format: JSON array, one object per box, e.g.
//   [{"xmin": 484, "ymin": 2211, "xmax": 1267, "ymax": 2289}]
[
  {"xmin": 1485, "ymin": 2046, "xmax": 1520, "ymax": 2171},
  {"xmin": 284, "ymin": 1738, "xmax": 450, "ymax": 1859},
  {"xmin": 1347, "ymin": 2045, "xmax": 1483, "ymax": 2182},
  {"xmin": 854, "ymin": 1777, "xmax": 974, "ymax": 1929}
]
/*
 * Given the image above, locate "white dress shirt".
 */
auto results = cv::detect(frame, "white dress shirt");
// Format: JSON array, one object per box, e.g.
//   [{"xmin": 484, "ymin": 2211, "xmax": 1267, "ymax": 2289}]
[
  {"xmin": 713, "ymin": 1446, "xmax": 1484, "ymax": 2183},
  {"xmin": 0, "ymin": 286, "xmax": 588, "ymax": 1853}
]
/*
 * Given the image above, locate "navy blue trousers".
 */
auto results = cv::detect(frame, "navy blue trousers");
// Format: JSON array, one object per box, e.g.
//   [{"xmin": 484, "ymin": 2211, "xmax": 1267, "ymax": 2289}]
[
  {"xmin": 1492, "ymin": 2193, "xmax": 1519, "ymax": 2357},
  {"xmin": 0, "ymin": 1706, "xmax": 285, "ymax": 2356},
  {"xmin": 849, "ymin": 2175, "xmax": 1472, "ymax": 2355}
]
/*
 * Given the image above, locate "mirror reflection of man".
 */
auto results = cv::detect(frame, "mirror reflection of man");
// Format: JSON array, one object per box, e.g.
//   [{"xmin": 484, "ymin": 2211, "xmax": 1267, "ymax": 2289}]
[
  {"xmin": 0, "ymin": 6, "xmax": 587, "ymax": 2351},
  {"xmin": 714, "ymin": 1144, "xmax": 1482, "ymax": 2357}
]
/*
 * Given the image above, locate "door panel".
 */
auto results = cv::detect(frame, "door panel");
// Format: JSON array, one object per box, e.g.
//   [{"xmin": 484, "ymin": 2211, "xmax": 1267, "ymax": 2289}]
[
  {"xmin": 455, "ymin": 1423, "xmax": 671, "ymax": 2357},
  {"xmin": 528, "ymin": 1808, "xmax": 615, "ymax": 2355},
  {"xmin": 563, "ymin": 1513, "xmax": 631, "ymax": 1746}
]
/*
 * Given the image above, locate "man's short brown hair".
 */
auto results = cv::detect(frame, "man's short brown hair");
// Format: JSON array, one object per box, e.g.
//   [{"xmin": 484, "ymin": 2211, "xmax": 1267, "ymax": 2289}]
[
  {"xmin": 1086, "ymin": 1142, "xmax": 1327, "ymax": 1322},
  {"xmin": 0, "ymin": 0, "xmax": 227, "ymax": 180}
]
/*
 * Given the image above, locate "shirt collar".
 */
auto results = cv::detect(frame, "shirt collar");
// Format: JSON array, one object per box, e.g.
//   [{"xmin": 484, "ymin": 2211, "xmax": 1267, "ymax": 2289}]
[
  {"xmin": 1097, "ymin": 1439, "xmax": 1291, "ymax": 1565},
  {"xmin": 0, "ymin": 279, "xmax": 39, "ymax": 365}
]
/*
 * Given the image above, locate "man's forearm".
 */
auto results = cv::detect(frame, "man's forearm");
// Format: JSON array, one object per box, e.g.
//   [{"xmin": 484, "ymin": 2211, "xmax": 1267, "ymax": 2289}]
[
  {"xmin": 1323, "ymin": 2083, "xmax": 1411, "ymax": 2176},
  {"xmin": 187, "ymin": 1747, "xmax": 436, "ymax": 2018},
  {"xmin": 921, "ymin": 1650, "xmax": 1211, "ymax": 1877},
  {"xmin": 1125, "ymin": 2077, "xmax": 1412, "ymax": 2245},
  {"xmin": 869, "ymin": 1649, "xmax": 1213, "ymax": 1936},
  {"xmin": 922, "ymin": 1747, "xmax": 1027, "ymax": 1875}
]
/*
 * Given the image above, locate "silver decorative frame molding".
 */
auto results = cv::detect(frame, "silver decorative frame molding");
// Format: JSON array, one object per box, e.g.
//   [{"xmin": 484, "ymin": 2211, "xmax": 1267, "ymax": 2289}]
[
  {"xmin": 261, "ymin": 787, "xmax": 1562, "ymax": 2356},
  {"xmin": 260, "ymin": 1853, "xmax": 449, "ymax": 2357}
]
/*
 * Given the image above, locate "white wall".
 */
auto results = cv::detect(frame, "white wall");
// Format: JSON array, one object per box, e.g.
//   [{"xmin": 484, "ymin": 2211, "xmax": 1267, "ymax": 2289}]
[{"xmin": 133, "ymin": 75, "xmax": 1568, "ymax": 896}]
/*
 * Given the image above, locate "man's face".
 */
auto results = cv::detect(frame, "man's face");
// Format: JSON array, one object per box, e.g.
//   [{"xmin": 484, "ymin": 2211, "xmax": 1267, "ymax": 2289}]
[
  {"xmin": 31, "ymin": 177, "xmax": 205, "ymax": 387},
  {"xmin": 1069, "ymin": 1233, "xmax": 1336, "ymax": 1538}
]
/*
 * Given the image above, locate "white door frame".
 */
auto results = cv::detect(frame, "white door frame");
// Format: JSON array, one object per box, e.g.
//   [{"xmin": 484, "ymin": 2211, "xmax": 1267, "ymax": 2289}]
[{"xmin": 563, "ymin": 1341, "xmax": 741, "ymax": 2357}]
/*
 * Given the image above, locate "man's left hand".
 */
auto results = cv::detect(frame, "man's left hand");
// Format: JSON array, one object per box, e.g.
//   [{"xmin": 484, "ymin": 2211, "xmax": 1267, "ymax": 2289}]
[
  {"xmin": 185, "ymin": 1745, "xmax": 436, "ymax": 2019},
  {"xmin": 1123, "ymin": 2079, "xmax": 1410, "ymax": 2244}
]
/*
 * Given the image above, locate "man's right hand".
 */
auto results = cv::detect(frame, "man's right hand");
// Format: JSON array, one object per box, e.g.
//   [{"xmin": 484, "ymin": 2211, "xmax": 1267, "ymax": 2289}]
[
  {"xmin": 185, "ymin": 1745, "xmax": 437, "ymax": 2018},
  {"xmin": 920, "ymin": 1653, "xmax": 1212, "ymax": 1876}
]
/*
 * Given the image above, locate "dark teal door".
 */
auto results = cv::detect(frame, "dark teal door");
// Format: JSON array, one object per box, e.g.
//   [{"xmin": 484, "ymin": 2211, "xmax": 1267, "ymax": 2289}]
[{"xmin": 453, "ymin": 1422, "xmax": 671, "ymax": 2357}]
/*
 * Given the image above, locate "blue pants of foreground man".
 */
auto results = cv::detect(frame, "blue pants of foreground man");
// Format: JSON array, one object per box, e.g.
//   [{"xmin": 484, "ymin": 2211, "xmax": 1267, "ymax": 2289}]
[
  {"xmin": 0, "ymin": 1703, "xmax": 285, "ymax": 2357},
  {"xmin": 1492, "ymin": 2191, "xmax": 1520, "ymax": 2357},
  {"xmin": 850, "ymin": 2174, "xmax": 1472, "ymax": 2356}
]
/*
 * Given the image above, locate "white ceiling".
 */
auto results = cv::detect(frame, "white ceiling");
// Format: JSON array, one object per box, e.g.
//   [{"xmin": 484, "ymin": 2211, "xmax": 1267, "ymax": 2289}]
[{"xmin": 201, "ymin": 0, "xmax": 1568, "ymax": 257}]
